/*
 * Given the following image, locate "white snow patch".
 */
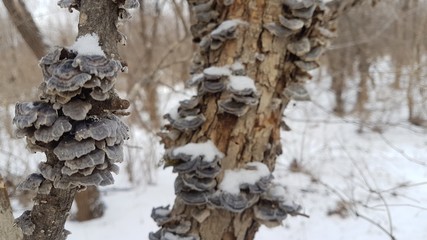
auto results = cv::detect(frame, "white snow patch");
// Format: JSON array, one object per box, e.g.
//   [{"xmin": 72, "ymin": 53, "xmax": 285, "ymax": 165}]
[
  {"xmin": 219, "ymin": 162, "xmax": 271, "ymax": 195},
  {"xmin": 69, "ymin": 33, "xmax": 105, "ymax": 56},
  {"xmin": 172, "ymin": 140, "xmax": 224, "ymax": 162},
  {"xmin": 166, "ymin": 105, "xmax": 180, "ymax": 120},
  {"xmin": 154, "ymin": 208, "xmax": 170, "ymax": 217},
  {"xmin": 211, "ymin": 19, "xmax": 246, "ymax": 36},
  {"xmin": 188, "ymin": 73, "xmax": 204, "ymax": 86},
  {"xmin": 267, "ymin": 184, "xmax": 286, "ymax": 201},
  {"xmin": 203, "ymin": 66, "xmax": 231, "ymax": 77},
  {"xmin": 231, "ymin": 61, "xmax": 245, "ymax": 72},
  {"xmin": 228, "ymin": 75, "xmax": 257, "ymax": 92}
]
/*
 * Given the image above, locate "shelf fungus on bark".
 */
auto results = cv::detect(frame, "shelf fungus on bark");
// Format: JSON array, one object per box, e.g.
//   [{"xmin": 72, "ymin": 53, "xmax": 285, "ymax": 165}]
[
  {"xmin": 14, "ymin": 102, "xmax": 57, "ymax": 130},
  {"xmin": 149, "ymin": 229, "xmax": 199, "ymax": 240},
  {"xmin": 208, "ymin": 19, "xmax": 247, "ymax": 50},
  {"xmin": 282, "ymin": 0, "xmax": 315, "ymax": 10},
  {"xmin": 14, "ymin": 210, "xmax": 35, "ymax": 236},
  {"xmin": 302, "ymin": 46, "xmax": 323, "ymax": 62},
  {"xmin": 54, "ymin": 138, "xmax": 96, "ymax": 161},
  {"xmin": 287, "ymin": 37, "xmax": 311, "ymax": 57},
  {"xmin": 263, "ymin": 23, "xmax": 294, "ymax": 38},
  {"xmin": 189, "ymin": 0, "xmax": 218, "ymax": 42},
  {"xmin": 17, "ymin": 173, "xmax": 45, "ymax": 192},
  {"xmin": 72, "ymin": 55, "xmax": 121, "ymax": 79},
  {"xmin": 165, "ymin": 114, "xmax": 206, "ymax": 132},
  {"xmin": 74, "ymin": 115, "xmax": 129, "ymax": 142},
  {"xmin": 57, "ymin": 0, "xmax": 79, "ymax": 12},
  {"xmin": 254, "ymin": 184, "xmax": 303, "ymax": 228},
  {"xmin": 218, "ymin": 99, "xmax": 249, "ymax": 117},
  {"xmin": 294, "ymin": 60, "xmax": 320, "ymax": 72},
  {"xmin": 63, "ymin": 149, "xmax": 106, "ymax": 171},
  {"xmin": 291, "ymin": 4, "xmax": 316, "ymax": 19},
  {"xmin": 283, "ymin": 82, "xmax": 311, "ymax": 101},
  {"xmin": 116, "ymin": 0, "xmax": 141, "ymax": 9},
  {"xmin": 151, "ymin": 205, "xmax": 172, "ymax": 225},
  {"xmin": 279, "ymin": 15, "xmax": 305, "ymax": 31},
  {"xmin": 33, "ymin": 117, "xmax": 72, "ymax": 143},
  {"xmin": 62, "ymin": 99, "xmax": 92, "ymax": 120},
  {"xmin": 46, "ymin": 59, "xmax": 92, "ymax": 93}
]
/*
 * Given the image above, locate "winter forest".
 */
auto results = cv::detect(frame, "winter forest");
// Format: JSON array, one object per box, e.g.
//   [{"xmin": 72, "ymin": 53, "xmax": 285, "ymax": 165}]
[{"xmin": 0, "ymin": 0, "xmax": 426, "ymax": 239}]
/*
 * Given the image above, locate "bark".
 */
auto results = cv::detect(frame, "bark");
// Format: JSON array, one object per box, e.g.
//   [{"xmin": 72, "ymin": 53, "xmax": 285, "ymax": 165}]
[
  {"xmin": 74, "ymin": 186, "xmax": 105, "ymax": 221},
  {"xmin": 155, "ymin": 1, "xmax": 334, "ymax": 239},
  {"xmin": 153, "ymin": 0, "xmax": 373, "ymax": 239},
  {"xmin": 0, "ymin": 176, "xmax": 23, "ymax": 240},
  {"xmin": 2, "ymin": 0, "xmax": 46, "ymax": 59}
]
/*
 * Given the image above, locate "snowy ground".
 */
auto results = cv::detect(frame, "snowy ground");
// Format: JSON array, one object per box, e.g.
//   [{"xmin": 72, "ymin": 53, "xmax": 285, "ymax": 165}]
[{"xmin": 4, "ymin": 60, "xmax": 427, "ymax": 239}]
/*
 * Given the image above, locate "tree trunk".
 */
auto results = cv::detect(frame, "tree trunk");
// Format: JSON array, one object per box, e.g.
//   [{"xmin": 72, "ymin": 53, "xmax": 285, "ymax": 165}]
[
  {"xmin": 4, "ymin": 0, "xmax": 106, "ymax": 223},
  {"xmin": 355, "ymin": 50, "xmax": 370, "ymax": 132},
  {"xmin": 152, "ymin": 1, "xmax": 340, "ymax": 239},
  {"xmin": 0, "ymin": 175, "xmax": 23, "ymax": 240},
  {"xmin": 2, "ymin": 0, "xmax": 46, "ymax": 59},
  {"xmin": 14, "ymin": 1, "xmax": 130, "ymax": 239},
  {"xmin": 73, "ymin": 186, "xmax": 105, "ymax": 221}
]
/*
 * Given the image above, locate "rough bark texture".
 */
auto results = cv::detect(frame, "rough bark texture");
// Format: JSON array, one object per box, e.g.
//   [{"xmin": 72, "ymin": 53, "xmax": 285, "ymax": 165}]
[
  {"xmin": 77, "ymin": 0, "xmax": 119, "ymax": 58},
  {"xmin": 2, "ymin": 0, "xmax": 46, "ymax": 59},
  {"xmin": 0, "ymin": 176, "xmax": 23, "ymax": 240},
  {"xmin": 156, "ymin": 1, "xmax": 315, "ymax": 239},
  {"xmin": 153, "ymin": 0, "xmax": 375, "ymax": 239}
]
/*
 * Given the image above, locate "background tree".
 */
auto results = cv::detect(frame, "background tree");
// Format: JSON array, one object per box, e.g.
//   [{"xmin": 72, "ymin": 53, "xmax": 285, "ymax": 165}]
[{"xmin": 150, "ymin": 0, "xmax": 375, "ymax": 239}]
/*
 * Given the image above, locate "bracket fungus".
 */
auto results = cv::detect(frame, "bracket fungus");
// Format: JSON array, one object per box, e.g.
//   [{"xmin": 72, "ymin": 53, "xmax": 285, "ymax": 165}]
[
  {"xmin": 254, "ymin": 184, "xmax": 303, "ymax": 227},
  {"xmin": 264, "ymin": 23, "xmax": 293, "ymax": 38},
  {"xmin": 72, "ymin": 55, "xmax": 121, "ymax": 79},
  {"xmin": 17, "ymin": 173, "xmax": 45, "ymax": 192},
  {"xmin": 287, "ymin": 37, "xmax": 311, "ymax": 57},
  {"xmin": 13, "ymin": 11, "xmax": 132, "ymax": 239},
  {"xmin": 279, "ymin": 15, "xmax": 305, "ymax": 31},
  {"xmin": 283, "ymin": 82, "xmax": 311, "ymax": 101},
  {"xmin": 14, "ymin": 102, "xmax": 57, "ymax": 130},
  {"xmin": 34, "ymin": 117, "xmax": 72, "ymax": 143}
]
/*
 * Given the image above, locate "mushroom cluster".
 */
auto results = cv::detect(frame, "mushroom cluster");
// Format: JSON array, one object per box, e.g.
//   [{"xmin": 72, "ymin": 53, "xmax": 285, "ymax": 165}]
[
  {"xmin": 254, "ymin": 184, "xmax": 302, "ymax": 228},
  {"xmin": 151, "ymin": 141, "xmax": 223, "ymax": 239},
  {"xmin": 150, "ymin": 205, "xmax": 198, "ymax": 240},
  {"xmin": 14, "ymin": 41, "xmax": 129, "ymax": 193},
  {"xmin": 263, "ymin": 0, "xmax": 335, "ymax": 101},
  {"xmin": 166, "ymin": 141, "xmax": 224, "ymax": 205},
  {"xmin": 188, "ymin": 0, "xmax": 219, "ymax": 43}
]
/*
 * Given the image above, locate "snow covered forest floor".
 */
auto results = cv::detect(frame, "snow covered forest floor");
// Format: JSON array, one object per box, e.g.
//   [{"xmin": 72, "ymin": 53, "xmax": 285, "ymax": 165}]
[{"xmin": 2, "ymin": 60, "xmax": 427, "ymax": 240}]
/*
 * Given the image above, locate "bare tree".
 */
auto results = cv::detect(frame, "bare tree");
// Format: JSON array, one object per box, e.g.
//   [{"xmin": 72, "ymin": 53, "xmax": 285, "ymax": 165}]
[
  {"xmin": 149, "ymin": 0, "xmax": 372, "ymax": 239},
  {"xmin": 2, "ymin": 0, "xmax": 46, "ymax": 59},
  {"xmin": 0, "ymin": 175, "xmax": 23, "ymax": 240},
  {"xmin": 12, "ymin": 0, "xmax": 135, "ymax": 239}
]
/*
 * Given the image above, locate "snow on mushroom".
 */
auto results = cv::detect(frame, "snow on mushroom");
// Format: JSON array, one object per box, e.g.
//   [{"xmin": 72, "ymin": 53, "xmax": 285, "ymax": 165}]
[{"xmin": 165, "ymin": 140, "xmax": 224, "ymax": 206}]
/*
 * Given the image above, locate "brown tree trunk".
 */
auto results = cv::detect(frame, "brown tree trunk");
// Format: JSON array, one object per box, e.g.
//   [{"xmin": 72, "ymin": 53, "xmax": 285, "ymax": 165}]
[
  {"xmin": 5, "ymin": 0, "xmax": 106, "ymax": 224},
  {"xmin": 152, "ymin": 1, "xmax": 339, "ymax": 239},
  {"xmin": 2, "ymin": 0, "xmax": 46, "ymax": 59},
  {"xmin": 73, "ymin": 186, "xmax": 105, "ymax": 221},
  {"xmin": 0, "ymin": 175, "xmax": 23, "ymax": 240},
  {"xmin": 355, "ymin": 50, "xmax": 370, "ymax": 132},
  {"xmin": 15, "ymin": 1, "xmax": 126, "ymax": 239}
]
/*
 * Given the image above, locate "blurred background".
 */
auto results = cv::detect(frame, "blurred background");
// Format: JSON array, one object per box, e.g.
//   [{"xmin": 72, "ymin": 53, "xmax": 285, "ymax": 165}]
[{"xmin": 0, "ymin": 0, "xmax": 426, "ymax": 239}]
